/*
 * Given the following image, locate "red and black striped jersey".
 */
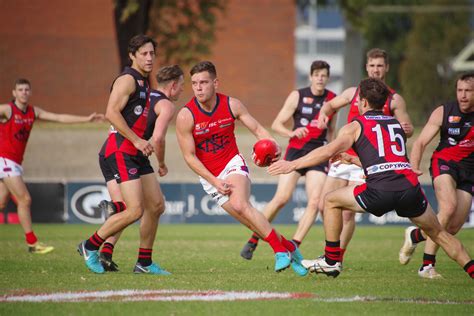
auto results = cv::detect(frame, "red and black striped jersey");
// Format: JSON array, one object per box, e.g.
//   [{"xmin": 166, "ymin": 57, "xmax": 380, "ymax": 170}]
[
  {"xmin": 346, "ymin": 85, "xmax": 395, "ymax": 156},
  {"xmin": 352, "ymin": 110, "xmax": 419, "ymax": 191},
  {"xmin": 287, "ymin": 87, "xmax": 336, "ymax": 151},
  {"xmin": 185, "ymin": 93, "xmax": 239, "ymax": 176},
  {"xmin": 101, "ymin": 67, "xmax": 150, "ymax": 158},
  {"xmin": 0, "ymin": 102, "xmax": 36, "ymax": 164},
  {"xmin": 432, "ymin": 101, "xmax": 474, "ymax": 169}
]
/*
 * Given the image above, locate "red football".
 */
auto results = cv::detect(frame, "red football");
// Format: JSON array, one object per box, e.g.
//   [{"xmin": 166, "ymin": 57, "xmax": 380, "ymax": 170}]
[{"xmin": 252, "ymin": 139, "xmax": 278, "ymax": 167}]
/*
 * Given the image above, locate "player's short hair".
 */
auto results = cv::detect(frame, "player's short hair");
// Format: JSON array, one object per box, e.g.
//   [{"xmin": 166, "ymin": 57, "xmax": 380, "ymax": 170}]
[
  {"xmin": 458, "ymin": 72, "xmax": 474, "ymax": 83},
  {"xmin": 128, "ymin": 34, "xmax": 157, "ymax": 57},
  {"xmin": 359, "ymin": 78, "xmax": 390, "ymax": 110},
  {"xmin": 310, "ymin": 60, "xmax": 330, "ymax": 76},
  {"xmin": 366, "ymin": 48, "xmax": 389, "ymax": 65},
  {"xmin": 190, "ymin": 61, "xmax": 217, "ymax": 78},
  {"xmin": 14, "ymin": 78, "xmax": 31, "ymax": 88},
  {"xmin": 156, "ymin": 65, "xmax": 184, "ymax": 84}
]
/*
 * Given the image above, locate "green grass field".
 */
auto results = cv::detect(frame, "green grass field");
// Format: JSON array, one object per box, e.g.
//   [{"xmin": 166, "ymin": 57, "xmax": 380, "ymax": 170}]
[{"xmin": 1, "ymin": 224, "xmax": 473, "ymax": 315}]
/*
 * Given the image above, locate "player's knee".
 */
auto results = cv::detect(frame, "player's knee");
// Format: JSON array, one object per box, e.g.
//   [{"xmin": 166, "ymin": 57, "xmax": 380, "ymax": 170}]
[
  {"xmin": 306, "ymin": 199, "xmax": 320, "ymax": 215},
  {"xmin": 16, "ymin": 194, "xmax": 31, "ymax": 207},
  {"xmin": 446, "ymin": 222, "xmax": 462, "ymax": 235},
  {"xmin": 230, "ymin": 200, "xmax": 250, "ymax": 217},
  {"xmin": 126, "ymin": 207, "xmax": 144, "ymax": 222},
  {"xmin": 149, "ymin": 200, "xmax": 165, "ymax": 216},
  {"xmin": 272, "ymin": 194, "xmax": 291, "ymax": 208}
]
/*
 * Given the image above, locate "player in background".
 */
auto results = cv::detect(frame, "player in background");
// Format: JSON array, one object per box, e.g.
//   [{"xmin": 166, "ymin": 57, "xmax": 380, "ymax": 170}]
[
  {"xmin": 269, "ymin": 78, "xmax": 474, "ymax": 279},
  {"xmin": 176, "ymin": 61, "xmax": 307, "ymax": 276},
  {"xmin": 240, "ymin": 60, "xmax": 336, "ymax": 260},
  {"xmin": 78, "ymin": 35, "xmax": 171, "ymax": 275},
  {"xmin": 96, "ymin": 65, "xmax": 184, "ymax": 272},
  {"xmin": 399, "ymin": 72, "xmax": 474, "ymax": 278},
  {"xmin": 315, "ymin": 48, "xmax": 414, "ymax": 262},
  {"xmin": 0, "ymin": 78, "xmax": 104, "ymax": 254}
]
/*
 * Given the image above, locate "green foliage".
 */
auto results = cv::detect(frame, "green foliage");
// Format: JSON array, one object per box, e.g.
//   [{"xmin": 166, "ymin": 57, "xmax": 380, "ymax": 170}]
[{"xmin": 148, "ymin": 0, "xmax": 227, "ymax": 68}]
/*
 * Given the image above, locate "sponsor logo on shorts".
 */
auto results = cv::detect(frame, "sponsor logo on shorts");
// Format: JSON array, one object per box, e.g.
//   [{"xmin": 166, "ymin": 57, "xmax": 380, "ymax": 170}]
[
  {"xmin": 302, "ymin": 107, "xmax": 313, "ymax": 114},
  {"xmin": 303, "ymin": 97, "xmax": 314, "ymax": 104},
  {"xmin": 113, "ymin": 173, "xmax": 120, "ymax": 179},
  {"xmin": 241, "ymin": 166, "xmax": 249, "ymax": 173},
  {"xmin": 129, "ymin": 168, "xmax": 138, "ymax": 175},
  {"xmin": 448, "ymin": 127, "xmax": 460, "ymax": 135},
  {"xmin": 440, "ymin": 165, "xmax": 450, "ymax": 171},
  {"xmin": 448, "ymin": 115, "xmax": 461, "ymax": 123},
  {"xmin": 134, "ymin": 105, "xmax": 143, "ymax": 115},
  {"xmin": 300, "ymin": 118, "xmax": 309, "ymax": 126},
  {"xmin": 366, "ymin": 162, "xmax": 411, "ymax": 175}
]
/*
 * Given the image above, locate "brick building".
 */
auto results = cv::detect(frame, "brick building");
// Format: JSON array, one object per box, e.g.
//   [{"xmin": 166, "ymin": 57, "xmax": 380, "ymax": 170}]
[{"xmin": 0, "ymin": 0, "xmax": 294, "ymax": 125}]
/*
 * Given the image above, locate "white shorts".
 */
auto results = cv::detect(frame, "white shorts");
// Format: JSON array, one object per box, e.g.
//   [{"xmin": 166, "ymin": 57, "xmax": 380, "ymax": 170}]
[
  {"xmin": 0, "ymin": 157, "xmax": 23, "ymax": 179},
  {"xmin": 328, "ymin": 162, "xmax": 365, "ymax": 183},
  {"xmin": 199, "ymin": 154, "xmax": 250, "ymax": 206}
]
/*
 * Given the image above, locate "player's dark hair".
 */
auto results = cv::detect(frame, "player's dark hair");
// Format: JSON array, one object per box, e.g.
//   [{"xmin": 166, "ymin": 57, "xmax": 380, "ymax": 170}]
[
  {"xmin": 310, "ymin": 60, "xmax": 330, "ymax": 76},
  {"xmin": 458, "ymin": 72, "xmax": 474, "ymax": 83},
  {"xmin": 156, "ymin": 65, "xmax": 184, "ymax": 84},
  {"xmin": 14, "ymin": 78, "xmax": 31, "ymax": 88},
  {"xmin": 359, "ymin": 78, "xmax": 390, "ymax": 110},
  {"xmin": 128, "ymin": 34, "xmax": 156, "ymax": 61},
  {"xmin": 366, "ymin": 48, "xmax": 389, "ymax": 65},
  {"xmin": 190, "ymin": 61, "xmax": 217, "ymax": 78}
]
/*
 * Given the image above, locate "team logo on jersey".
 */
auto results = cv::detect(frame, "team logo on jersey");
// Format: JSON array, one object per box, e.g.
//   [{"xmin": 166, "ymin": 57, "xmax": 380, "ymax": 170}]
[
  {"xmin": 300, "ymin": 118, "xmax": 309, "ymax": 126},
  {"xmin": 448, "ymin": 128, "xmax": 460, "ymax": 135},
  {"xmin": 302, "ymin": 107, "xmax": 313, "ymax": 115},
  {"xmin": 197, "ymin": 134, "xmax": 230, "ymax": 153},
  {"xmin": 303, "ymin": 97, "xmax": 314, "ymax": 104},
  {"xmin": 448, "ymin": 116, "xmax": 461, "ymax": 123},
  {"xmin": 14, "ymin": 127, "xmax": 31, "ymax": 142},
  {"xmin": 448, "ymin": 137, "xmax": 457, "ymax": 146},
  {"xmin": 134, "ymin": 105, "xmax": 143, "ymax": 115},
  {"xmin": 195, "ymin": 122, "xmax": 208, "ymax": 130},
  {"xmin": 137, "ymin": 80, "xmax": 144, "ymax": 87},
  {"xmin": 140, "ymin": 92, "xmax": 147, "ymax": 99}
]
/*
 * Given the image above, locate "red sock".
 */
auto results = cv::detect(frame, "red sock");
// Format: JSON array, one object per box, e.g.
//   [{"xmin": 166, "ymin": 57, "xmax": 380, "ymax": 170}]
[
  {"xmin": 113, "ymin": 201, "xmax": 126, "ymax": 213},
  {"xmin": 464, "ymin": 260, "xmax": 474, "ymax": 279},
  {"xmin": 138, "ymin": 248, "xmax": 153, "ymax": 266},
  {"xmin": 263, "ymin": 229, "xmax": 287, "ymax": 253},
  {"xmin": 100, "ymin": 242, "xmax": 114, "ymax": 259},
  {"xmin": 280, "ymin": 235, "xmax": 296, "ymax": 252},
  {"xmin": 25, "ymin": 231, "xmax": 38, "ymax": 245},
  {"xmin": 325, "ymin": 240, "xmax": 342, "ymax": 265},
  {"xmin": 248, "ymin": 232, "xmax": 260, "ymax": 244}
]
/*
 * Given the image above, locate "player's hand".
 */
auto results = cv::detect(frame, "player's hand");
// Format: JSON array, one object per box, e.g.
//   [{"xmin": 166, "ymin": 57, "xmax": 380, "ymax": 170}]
[
  {"xmin": 135, "ymin": 139, "xmax": 153, "ymax": 157},
  {"xmin": 272, "ymin": 141, "xmax": 282, "ymax": 162},
  {"xmin": 88, "ymin": 112, "xmax": 106, "ymax": 122},
  {"xmin": 290, "ymin": 127, "xmax": 309, "ymax": 139},
  {"xmin": 157, "ymin": 163, "xmax": 168, "ymax": 177},
  {"xmin": 400, "ymin": 122, "xmax": 413, "ymax": 136},
  {"xmin": 413, "ymin": 168, "xmax": 423, "ymax": 176},
  {"xmin": 317, "ymin": 111, "xmax": 329, "ymax": 130},
  {"xmin": 267, "ymin": 160, "xmax": 295, "ymax": 176},
  {"xmin": 213, "ymin": 178, "xmax": 232, "ymax": 195}
]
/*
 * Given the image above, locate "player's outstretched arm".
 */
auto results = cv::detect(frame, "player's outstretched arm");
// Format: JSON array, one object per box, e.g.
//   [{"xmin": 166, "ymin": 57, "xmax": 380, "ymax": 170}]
[
  {"xmin": 271, "ymin": 90, "xmax": 307, "ymax": 139},
  {"xmin": 150, "ymin": 99, "xmax": 175, "ymax": 177},
  {"xmin": 176, "ymin": 108, "xmax": 231, "ymax": 195},
  {"xmin": 317, "ymin": 87, "xmax": 356, "ymax": 129},
  {"xmin": 0, "ymin": 104, "xmax": 12, "ymax": 121},
  {"xmin": 410, "ymin": 106, "xmax": 443, "ymax": 175},
  {"xmin": 34, "ymin": 107, "xmax": 104, "ymax": 123},
  {"xmin": 268, "ymin": 121, "xmax": 359, "ymax": 175},
  {"xmin": 392, "ymin": 93, "xmax": 414, "ymax": 138}
]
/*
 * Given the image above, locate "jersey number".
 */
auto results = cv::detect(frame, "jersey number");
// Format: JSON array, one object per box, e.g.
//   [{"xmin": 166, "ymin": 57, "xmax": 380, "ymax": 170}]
[{"xmin": 371, "ymin": 124, "xmax": 406, "ymax": 157}]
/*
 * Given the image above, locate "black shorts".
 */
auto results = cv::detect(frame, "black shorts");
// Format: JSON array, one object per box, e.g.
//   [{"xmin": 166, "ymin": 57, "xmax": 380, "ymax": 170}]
[
  {"xmin": 99, "ymin": 152, "xmax": 154, "ymax": 184},
  {"xmin": 353, "ymin": 183, "xmax": 428, "ymax": 218},
  {"xmin": 284, "ymin": 147, "xmax": 328, "ymax": 176},
  {"xmin": 430, "ymin": 158, "xmax": 474, "ymax": 195}
]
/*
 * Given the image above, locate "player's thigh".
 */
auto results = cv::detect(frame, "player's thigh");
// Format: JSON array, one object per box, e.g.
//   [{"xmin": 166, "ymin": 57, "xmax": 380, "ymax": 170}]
[
  {"xmin": 449, "ymin": 189, "xmax": 473, "ymax": 229},
  {"xmin": 272, "ymin": 171, "xmax": 300, "ymax": 201},
  {"xmin": 325, "ymin": 185, "xmax": 364, "ymax": 213},
  {"xmin": 433, "ymin": 174, "xmax": 457, "ymax": 212},
  {"xmin": 2, "ymin": 176, "xmax": 30, "ymax": 201},
  {"xmin": 319, "ymin": 176, "xmax": 348, "ymax": 210},
  {"xmin": 106, "ymin": 180, "xmax": 123, "ymax": 201},
  {"xmin": 118, "ymin": 178, "xmax": 145, "ymax": 210},
  {"xmin": 305, "ymin": 170, "xmax": 327, "ymax": 202},
  {"xmin": 409, "ymin": 204, "xmax": 442, "ymax": 236},
  {"xmin": 0, "ymin": 180, "xmax": 10, "ymax": 202},
  {"xmin": 226, "ymin": 173, "xmax": 252, "ymax": 207},
  {"xmin": 140, "ymin": 173, "xmax": 164, "ymax": 208}
]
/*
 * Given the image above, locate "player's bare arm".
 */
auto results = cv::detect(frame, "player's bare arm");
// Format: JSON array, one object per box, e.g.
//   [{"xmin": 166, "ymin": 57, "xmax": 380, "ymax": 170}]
[
  {"xmin": 391, "ymin": 93, "xmax": 414, "ymax": 138},
  {"xmin": 409, "ymin": 106, "xmax": 443, "ymax": 175},
  {"xmin": 106, "ymin": 74, "xmax": 153, "ymax": 156},
  {"xmin": 150, "ymin": 99, "xmax": 175, "ymax": 177},
  {"xmin": 0, "ymin": 104, "xmax": 12, "ymax": 122},
  {"xmin": 317, "ymin": 87, "xmax": 356, "ymax": 129},
  {"xmin": 34, "ymin": 107, "xmax": 104, "ymax": 123},
  {"xmin": 268, "ymin": 121, "xmax": 360, "ymax": 175},
  {"xmin": 326, "ymin": 110, "xmax": 338, "ymax": 142},
  {"xmin": 271, "ymin": 90, "xmax": 307, "ymax": 139},
  {"xmin": 176, "ymin": 108, "xmax": 231, "ymax": 195}
]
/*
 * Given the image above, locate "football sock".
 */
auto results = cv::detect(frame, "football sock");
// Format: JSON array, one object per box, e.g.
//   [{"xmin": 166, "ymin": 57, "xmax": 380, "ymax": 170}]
[
  {"xmin": 263, "ymin": 229, "xmax": 287, "ymax": 253},
  {"xmin": 324, "ymin": 240, "xmax": 342, "ymax": 265},
  {"xmin": 25, "ymin": 231, "xmax": 38, "ymax": 245},
  {"xmin": 463, "ymin": 260, "xmax": 474, "ymax": 279},
  {"xmin": 280, "ymin": 235, "xmax": 296, "ymax": 252},
  {"xmin": 410, "ymin": 228, "xmax": 426, "ymax": 244},
  {"xmin": 138, "ymin": 248, "xmax": 153, "ymax": 267},
  {"xmin": 292, "ymin": 239, "xmax": 301, "ymax": 247},
  {"xmin": 248, "ymin": 232, "xmax": 260, "ymax": 244},
  {"xmin": 100, "ymin": 242, "xmax": 115, "ymax": 260},
  {"xmin": 422, "ymin": 253, "xmax": 436, "ymax": 267},
  {"xmin": 85, "ymin": 232, "xmax": 105, "ymax": 251},
  {"xmin": 113, "ymin": 201, "xmax": 126, "ymax": 213}
]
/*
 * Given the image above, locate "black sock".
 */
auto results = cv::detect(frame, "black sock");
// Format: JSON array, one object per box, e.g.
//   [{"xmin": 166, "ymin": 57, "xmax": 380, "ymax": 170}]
[
  {"xmin": 248, "ymin": 233, "xmax": 260, "ymax": 244},
  {"xmin": 410, "ymin": 228, "xmax": 426, "ymax": 244},
  {"xmin": 138, "ymin": 248, "xmax": 152, "ymax": 267},
  {"xmin": 85, "ymin": 232, "xmax": 104, "ymax": 251},
  {"xmin": 292, "ymin": 239, "xmax": 301, "ymax": 247},
  {"xmin": 463, "ymin": 260, "xmax": 474, "ymax": 279},
  {"xmin": 324, "ymin": 240, "xmax": 341, "ymax": 265},
  {"xmin": 422, "ymin": 253, "xmax": 436, "ymax": 268},
  {"xmin": 100, "ymin": 242, "xmax": 114, "ymax": 260}
]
